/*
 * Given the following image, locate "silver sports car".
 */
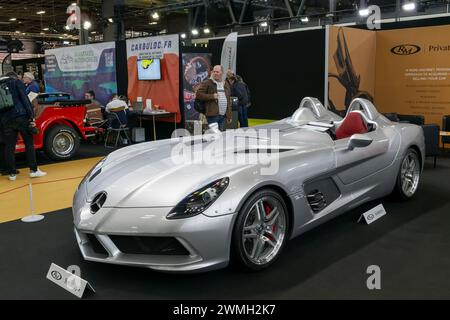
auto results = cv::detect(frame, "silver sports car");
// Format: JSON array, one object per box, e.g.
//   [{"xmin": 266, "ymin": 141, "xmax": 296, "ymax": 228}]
[{"xmin": 73, "ymin": 98, "xmax": 425, "ymax": 272}]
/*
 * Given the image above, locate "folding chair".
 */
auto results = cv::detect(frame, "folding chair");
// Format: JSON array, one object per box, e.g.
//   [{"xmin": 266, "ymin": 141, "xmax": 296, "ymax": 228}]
[{"xmin": 104, "ymin": 110, "xmax": 131, "ymax": 148}]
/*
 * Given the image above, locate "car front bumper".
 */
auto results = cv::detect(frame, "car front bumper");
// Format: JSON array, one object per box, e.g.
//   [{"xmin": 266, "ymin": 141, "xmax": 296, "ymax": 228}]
[{"xmin": 73, "ymin": 202, "xmax": 236, "ymax": 273}]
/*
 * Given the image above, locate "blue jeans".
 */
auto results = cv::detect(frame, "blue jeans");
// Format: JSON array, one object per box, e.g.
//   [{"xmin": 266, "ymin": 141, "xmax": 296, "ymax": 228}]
[
  {"xmin": 207, "ymin": 115, "xmax": 225, "ymax": 131},
  {"xmin": 238, "ymin": 105, "xmax": 248, "ymax": 128}
]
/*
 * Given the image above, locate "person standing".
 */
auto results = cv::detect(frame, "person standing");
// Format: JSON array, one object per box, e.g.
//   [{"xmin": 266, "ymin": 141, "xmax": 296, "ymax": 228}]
[
  {"xmin": 196, "ymin": 65, "xmax": 232, "ymax": 131},
  {"xmin": 0, "ymin": 122, "xmax": 6, "ymax": 175},
  {"xmin": 22, "ymin": 72, "xmax": 40, "ymax": 95},
  {"xmin": 228, "ymin": 75, "xmax": 249, "ymax": 128},
  {"xmin": 1, "ymin": 72, "xmax": 46, "ymax": 181}
]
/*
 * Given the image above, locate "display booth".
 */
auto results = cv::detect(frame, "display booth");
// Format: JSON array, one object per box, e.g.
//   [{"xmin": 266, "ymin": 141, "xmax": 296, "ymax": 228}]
[
  {"xmin": 125, "ymin": 34, "xmax": 181, "ymax": 123},
  {"xmin": 44, "ymin": 42, "xmax": 118, "ymax": 106},
  {"xmin": 327, "ymin": 24, "xmax": 450, "ymax": 127}
]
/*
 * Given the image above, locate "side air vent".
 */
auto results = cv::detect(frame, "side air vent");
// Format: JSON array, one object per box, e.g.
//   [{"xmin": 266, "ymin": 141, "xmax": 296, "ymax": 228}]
[{"xmin": 306, "ymin": 189, "xmax": 327, "ymax": 213}]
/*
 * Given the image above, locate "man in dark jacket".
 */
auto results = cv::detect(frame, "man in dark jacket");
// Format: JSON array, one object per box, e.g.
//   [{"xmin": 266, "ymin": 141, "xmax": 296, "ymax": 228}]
[
  {"xmin": 195, "ymin": 65, "xmax": 232, "ymax": 131},
  {"xmin": 0, "ymin": 122, "xmax": 5, "ymax": 175},
  {"xmin": 1, "ymin": 72, "xmax": 46, "ymax": 181},
  {"xmin": 228, "ymin": 75, "xmax": 249, "ymax": 128}
]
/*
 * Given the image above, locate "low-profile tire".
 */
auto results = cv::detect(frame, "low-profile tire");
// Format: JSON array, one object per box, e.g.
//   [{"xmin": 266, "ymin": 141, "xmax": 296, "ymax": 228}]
[
  {"xmin": 231, "ymin": 189, "xmax": 290, "ymax": 271},
  {"xmin": 44, "ymin": 125, "xmax": 80, "ymax": 161},
  {"xmin": 394, "ymin": 148, "xmax": 421, "ymax": 200}
]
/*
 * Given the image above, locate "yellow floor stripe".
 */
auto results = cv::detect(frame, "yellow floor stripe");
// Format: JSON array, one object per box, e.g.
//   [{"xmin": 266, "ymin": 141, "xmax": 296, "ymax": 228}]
[
  {"xmin": 248, "ymin": 118, "xmax": 275, "ymax": 127},
  {"xmin": 0, "ymin": 157, "xmax": 102, "ymax": 223}
]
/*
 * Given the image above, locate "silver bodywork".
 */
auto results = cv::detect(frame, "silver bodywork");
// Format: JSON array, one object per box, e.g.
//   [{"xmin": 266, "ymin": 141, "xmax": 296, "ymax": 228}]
[{"xmin": 72, "ymin": 98, "xmax": 425, "ymax": 272}]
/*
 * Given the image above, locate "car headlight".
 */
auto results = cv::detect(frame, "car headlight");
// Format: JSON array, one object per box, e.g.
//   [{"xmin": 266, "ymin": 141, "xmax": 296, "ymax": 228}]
[{"xmin": 167, "ymin": 177, "xmax": 230, "ymax": 220}]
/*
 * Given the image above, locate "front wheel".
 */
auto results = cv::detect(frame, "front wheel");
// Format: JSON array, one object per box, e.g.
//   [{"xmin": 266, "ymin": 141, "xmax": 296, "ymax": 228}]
[
  {"xmin": 44, "ymin": 125, "xmax": 80, "ymax": 161},
  {"xmin": 231, "ymin": 189, "xmax": 289, "ymax": 271},
  {"xmin": 394, "ymin": 148, "xmax": 421, "ymax": 199}
]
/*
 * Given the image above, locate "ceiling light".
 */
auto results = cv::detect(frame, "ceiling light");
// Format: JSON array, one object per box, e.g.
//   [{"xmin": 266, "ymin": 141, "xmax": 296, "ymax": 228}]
[
  {"xmin": 108, "ymin": 18, "xmax": 114, "ymax": 23},
  {"xmin": 9, "ymin": 18, "xmax": 17, "ymax": 21},
  {"xmin": 149, "ymin": 22, "xmax": 157, "ymax": 25},
  {"xmin": 301, "ymin": 16, "xmax": 309, "ymax": 23},
  {"xmin": 64, "ymin": 25, "xmax": 70, "ymax": 30},
  {"xmin": 191, "ymin": 28, "xmax": 199, "ymax": 36},
  {"xmin": 83, "ymin": 21, "xmax": 92, "ymax": 30},
  {"xmin": 37, "ymin": 10, "xmax": 46, "ymax": 15},
  {"xmin": 42, "ymin": 27, "xmax": 49, "ymax": 31},
  {"xmin": 180, "ymin": 33, "xmax": 186, "ymax": 39},
  {"xmin": 402, "ymin": 1, "xmax": 416, "ymax": 11},
  {"xmin": 91, "ymin": 31, "xmax": 97, "ymax": 34},
  {"xmin": 203, "ymin": 27, "xmax": 210, "ymax": 34},
  {"xmin": 259, "ymin": 21, "xmax": 268, "ymax": 27},
  {"xmin": 359, "ymin": 8, "xmax": 370, "ymax": 16},
  {"xmin": 152, "ymin": 12, "xmax": 159, "ymax": 20}
]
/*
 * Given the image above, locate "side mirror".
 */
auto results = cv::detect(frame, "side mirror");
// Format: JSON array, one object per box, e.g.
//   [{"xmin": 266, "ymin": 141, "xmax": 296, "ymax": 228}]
[{"xmin": 347, "ymin": 134, "xmax": 373, "ymax": 150}]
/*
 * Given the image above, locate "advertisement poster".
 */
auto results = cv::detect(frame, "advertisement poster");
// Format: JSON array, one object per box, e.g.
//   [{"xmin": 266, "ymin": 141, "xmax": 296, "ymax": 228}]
[
  {"xmin": 126, "ymin": 34, "xmax": 180, "ymax": 122},
  {"xmin": 182, "ymin": 52, "xmax": 212, "ymax": 121},
  {"xmin": 328, "ymin": 26, "xmax": 376, "ymax": 112},
  {"xmin": 44, "ymin": 42, "xmax": 117, "ymax": 106},
  {"xmin": 375, "ymin": 24, "xmax": 450, "ymax": 126}
]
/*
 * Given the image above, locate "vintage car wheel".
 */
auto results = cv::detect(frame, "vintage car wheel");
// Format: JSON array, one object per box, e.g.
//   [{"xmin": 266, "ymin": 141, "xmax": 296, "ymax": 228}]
[
  {"xmin": 232, "ymin": 189, "xmax": 289, "ymax": 271},
  {"xmin": 395, "ymin": 148, "xmax": 421, "ymax": 199},
  {"xmin": 44, "ymin": 125, "xmax": 80, "ymax": 161}
]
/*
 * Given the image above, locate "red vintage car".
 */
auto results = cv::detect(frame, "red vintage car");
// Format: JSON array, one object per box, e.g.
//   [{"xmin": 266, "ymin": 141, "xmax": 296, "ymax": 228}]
[{"xmin": 15, "ymin": 92, "xmax": 101, "ymax": 161}]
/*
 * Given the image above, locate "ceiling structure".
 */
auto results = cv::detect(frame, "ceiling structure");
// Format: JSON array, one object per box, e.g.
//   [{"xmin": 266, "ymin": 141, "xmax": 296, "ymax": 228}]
[{"xmin": 0, "ymin": 0, "xmax": 448, "ymax": 41}]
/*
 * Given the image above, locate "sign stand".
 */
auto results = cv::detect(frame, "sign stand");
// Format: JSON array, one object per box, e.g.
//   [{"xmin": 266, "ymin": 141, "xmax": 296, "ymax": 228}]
[
  {"xmin": 47, "ymin": 263, "xmax": 95, "ymax": 298},
  {"xmin": 21, "ymin": 183, "xmax": 44, "ymax": 223},
  {"xmin": 357, "ymin": 204, "xmax": 387, "ymax": 224}
]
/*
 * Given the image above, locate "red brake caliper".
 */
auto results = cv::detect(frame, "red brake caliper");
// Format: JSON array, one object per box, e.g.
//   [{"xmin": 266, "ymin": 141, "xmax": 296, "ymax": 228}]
[{"xmin": 263, "ymin": 202, "xmax": 276, "ymax": 241}]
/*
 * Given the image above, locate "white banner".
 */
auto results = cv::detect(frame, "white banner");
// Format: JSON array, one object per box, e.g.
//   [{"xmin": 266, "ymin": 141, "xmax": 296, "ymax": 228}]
[
  {"xmin": 221, "ymin": 32, "xmax": 238, "ymax": 75},
  {"xmin": 45, "ymin": 42, "xmax": 115, "ymax": 72},
  {"xmin": 126, "ymin": 34, "xmax": 179, "ymax": 59}
]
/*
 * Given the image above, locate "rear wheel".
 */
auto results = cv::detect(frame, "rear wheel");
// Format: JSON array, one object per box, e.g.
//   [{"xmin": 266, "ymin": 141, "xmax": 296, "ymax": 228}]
[
  {"xmin": 394, "ymin": 148, "xmax": 421, "ymax": 199},
  {"xmin": 232, "ymin": 189, "xmax": 289, "ymax": 271},
  {"xmin": 44, "ymin": 125, "xmax": 80, "ymax": 161}
]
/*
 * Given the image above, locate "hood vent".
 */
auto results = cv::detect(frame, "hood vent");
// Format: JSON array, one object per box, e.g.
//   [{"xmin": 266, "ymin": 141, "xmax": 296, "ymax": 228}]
[
  {"xmin": 89, "ymin": 168, "xmax": 102, "ymax": 182},
  {"xmin": 234, "ymin": 148, "xmax": 293, "ymax": 154}
]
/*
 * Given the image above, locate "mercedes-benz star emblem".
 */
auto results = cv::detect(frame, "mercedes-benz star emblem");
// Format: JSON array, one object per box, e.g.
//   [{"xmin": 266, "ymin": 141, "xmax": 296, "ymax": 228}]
[{"xmin": 90, "ymin": 191, "xmax": 107, "ymax": 214}]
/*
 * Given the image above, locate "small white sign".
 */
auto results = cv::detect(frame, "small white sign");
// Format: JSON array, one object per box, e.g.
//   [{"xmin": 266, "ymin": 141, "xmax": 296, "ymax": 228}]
[
  {"xmin": 46, "ymin": 263, "xmax": 95, "ymax": 298},
  {"xmin": 358, "ymin": 204, "xmax": 386, "ymax": 224}
]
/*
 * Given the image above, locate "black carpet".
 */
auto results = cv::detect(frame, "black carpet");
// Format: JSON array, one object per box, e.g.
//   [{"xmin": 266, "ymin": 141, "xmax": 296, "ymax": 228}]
[{"xmin": 1, "ymin": 157, "xmax": 449, "ymax": 300}]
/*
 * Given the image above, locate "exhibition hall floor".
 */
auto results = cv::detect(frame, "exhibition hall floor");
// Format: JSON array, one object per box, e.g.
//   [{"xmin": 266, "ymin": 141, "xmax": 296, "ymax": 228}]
[{"xmin": 0, "ymin": 155, "xmax": 449, "ymax": 299}]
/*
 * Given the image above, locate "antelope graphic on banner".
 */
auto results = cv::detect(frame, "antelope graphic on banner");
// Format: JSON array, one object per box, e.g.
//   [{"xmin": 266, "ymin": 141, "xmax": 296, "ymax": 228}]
[{"xmin": 220, "ymin": 32, "xmax": 238, "ymax": 77}]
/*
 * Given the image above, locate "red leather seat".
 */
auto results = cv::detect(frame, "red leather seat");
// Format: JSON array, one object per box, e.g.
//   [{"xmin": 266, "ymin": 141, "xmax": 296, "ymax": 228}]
[{"xmin": 335, "ymin": 111, "xmax": 368, "ymax": 139}]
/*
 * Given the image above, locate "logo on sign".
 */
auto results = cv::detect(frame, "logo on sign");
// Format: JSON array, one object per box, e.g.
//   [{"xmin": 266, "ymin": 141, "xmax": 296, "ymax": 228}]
[
  {"xmin": 51, "ymin": 271, "xmax": 62, "ymax": 281},
  {"xmin": 391, "ymin": 44, "xmax": 421, "ymax": 55},
  {"xmin": 367, "ymin": 214, "xmax": 375, "ymax": 221}
]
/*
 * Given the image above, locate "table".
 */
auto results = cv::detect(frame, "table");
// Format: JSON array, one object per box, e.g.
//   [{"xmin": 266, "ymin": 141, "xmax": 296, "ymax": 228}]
[
  {"xmin": 132, "ymin": 110, "xmax": 177, "ymax": 141},
  {"xmin": 440, "ymin": 131, "xmax": 450, "ymax": 136}
]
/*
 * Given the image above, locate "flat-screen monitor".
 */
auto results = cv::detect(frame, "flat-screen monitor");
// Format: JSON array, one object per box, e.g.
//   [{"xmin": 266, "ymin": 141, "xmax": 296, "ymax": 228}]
[{"xmin": 137, "ymin": 58, "xmax": 161, "ymax": 80}]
